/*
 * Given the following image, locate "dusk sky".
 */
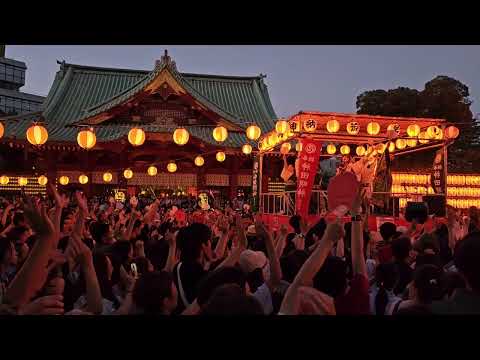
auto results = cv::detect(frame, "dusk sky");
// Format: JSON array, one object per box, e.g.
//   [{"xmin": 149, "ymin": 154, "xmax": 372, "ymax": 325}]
[{"xmin": 7, "ymin": 45, "xmax": 480, "ymax": 118}]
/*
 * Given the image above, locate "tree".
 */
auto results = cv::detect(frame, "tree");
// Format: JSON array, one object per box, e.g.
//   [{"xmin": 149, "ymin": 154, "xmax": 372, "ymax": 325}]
[{"xmin": 356, "ymin": 75, "xmax": 480, "ymax": 172}]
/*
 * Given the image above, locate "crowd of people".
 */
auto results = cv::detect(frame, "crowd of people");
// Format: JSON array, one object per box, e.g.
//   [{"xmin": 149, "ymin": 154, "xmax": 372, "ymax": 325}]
[{"xmin": 0, "ymin": 182, "xmax": 479, "ymax": 315}]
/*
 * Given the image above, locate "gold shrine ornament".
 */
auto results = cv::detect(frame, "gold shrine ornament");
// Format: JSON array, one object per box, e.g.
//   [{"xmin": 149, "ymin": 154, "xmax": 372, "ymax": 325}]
[
  {"xmin": 212, "ymin": 126, "xmax": 228, "ymax": 142},
  {"xmin": 246, "ymin": 125, "xmax": 261, "ymax": 141},
  {"xmin": 77, "ymin": 129, "xmax": 96, "ymax": 150},
  {"xmin": 123, "ymin": 169, "xmax": 133, "ymax": 179},
  {"xmin": 367, "ymin": 122, "xmax": 381, "ymax": 135},
  {"xmin": 275, "ymin": 120, "xmax": 289, "ymax": 134},
  {"xmin": 38, "ymin": 175, "xmax": 48, "ymax": 186},
  {"xmin": 59, "ymin": 176, "xmax": 69, "ymax": 185},
  {"xmin": 194, "ymin": 156, "xmax": 205, "ymax": 167},
  {"xmin": 128, "ymin": 128, "xmax": 146, "ymax": 146},
  {"xmin": 242, "ymin": 144, "xmax": 252, "ymax": 155},
  {"xmin": 79, "ymin": 174, "xmax": 89, "ymax": 184},
  {"xmin": 26, "ymin": 124, "xmax": 48, "ymax": 146},
  {"xmin": 147, "ymin": 166, "xmax": 158, "ymax": 176},
  {"xmin": 173, "ymin": 128, "xmax": 189, "ymax": 145},
  {"xmin": 103, "ymin": 172, "xmax": 113, "ymax": 183}
]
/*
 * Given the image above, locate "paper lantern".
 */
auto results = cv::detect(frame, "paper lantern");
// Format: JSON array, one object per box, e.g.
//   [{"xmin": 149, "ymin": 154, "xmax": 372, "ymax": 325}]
[
  {"xmin": 246, "ymin": 125, "xmax": 261, "ymax": 140},
  {"xmin": 267, "ymin": 133, "xmax": 279, "ymax": 147},
  {"xmin": 26, "ymin": 124, "xmax": 48, "ymax": 146},
  {"xmin": 295, "ymin": 142, "xmax": 302, "ymax": 152},
  {"xmin": 365, "ymin": 145, "xmax": 373, "ymax": 156},
  {"xmin": 356, "ymin": 145, "xmax": 366, "ymax": 156},
  {"xmin": 418, "ymin": 131, "xmax": 429, "ymax": 144},
  {"xmin": 242, "ymin": 144, "xmax": 252, "ymax": 155},
  {"xmin": 426, "ymin": 126, "xmax": 441, "ymax": 139},
  {"xmin": 147, "ymin": 166, "xmax": 158, "ymax": 176},
  {"xmin": 18, "ymin": 177, "xmax": 28, "ymax": 186},
  {"xmin": 216, "ymin": 151, "xmax": 226, "ymax": 162},
  {"xmin": 280, "ymin": 142, "xmax": 292, "ymax": 154},
  {"xmin": 407, "ymin": 124, "xmax": 421, "ymax": 137},
  {"xmin": 406, "ymin": 138, "xmax": 417, "ymax": 147},
  {"xmin": 38, "ymin": 175, "xmax": 48, "ymax": 186},
  {"xmin": 445, "ymin": 126, "xmax": 460, "ymax": 139},
  {"xmin": 167, "ymin": 163, "xmax": 177, "ymax": 173},
  {"xmin": 79, "ymin": 174, "xmax": 89, "ymax": 184},
  {"xmin": 194, "ymin": 156, "xmax": 205, "ymax": 167},
  {"xmin": 303, "ymin": 118, "xmax": 318, "ymax": 132},
  {"xmin": 77, "ymin": 129, "xmax": 96, "ymax": 150},
  {"xmin": 128, "ymin": 128, "xmax": 146, "ymax": 146},
  {"xmin": 387, "ymin": 123, "xmax": 401, "ymax": 136},
  {"xmin": 59, "ymin": 176, "xmax": 69, "ymax": 185},
  {"xmin": 0, "ymin": 176, "xmax": 9, "ymax": 185},
  {"xmin": 0, "ymin": 122, "xmax": 4, "ymax": 139},
  {"xmin": 173, "ymin": 128, "xmax": 189, "ymax": 145},
  {"xmin": 288, "ymin": 119, "xmax": 301, "ymax": 133},
  {"xmin": 346, "ymin": 122, "xmax": 360, "ymax": 135},
  {"xmin": 276, "ymin": 120, "xmax": 289, "ymax": 134},
  {"xmin": 326, "ymin": 119, "xmax": 340, "ymax": 133},
  {"xmin": 340, "ymin": 145, "xmax": 350, "ymax": 155},
  {"xmin": 367, "ymin": 122, "xmax": 380, "ymax": 135},
  {"xmin": 103, "ymin": 172, "xmax": 113, "ymax": 183},
  {"xmin": 212, "ymin": 126, "xmax": 228, "ymax": 142},
  {"xmin": 388, "ymin": 141, "xmax": 396, "ymax": 153},
  {"xmin": 395, "ymin": 138, "xmax": 407, "ymax": 150},
  {"xmin": 123, "ymin": 169, "xmax": 133, "ymax": 179},
  {"xmin": 326, "ymin": 143, "xmax": 336, "ymax": 154},
  {"xmin": 376, "ymin": 143, "xmax": 386, "ymax": 154}
]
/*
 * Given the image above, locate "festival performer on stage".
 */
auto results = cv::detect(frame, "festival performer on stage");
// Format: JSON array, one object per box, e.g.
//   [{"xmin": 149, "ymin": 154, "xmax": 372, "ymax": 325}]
[{"xmin": 281, "ymin": 155, "xmax": 299, "ymax": 212}]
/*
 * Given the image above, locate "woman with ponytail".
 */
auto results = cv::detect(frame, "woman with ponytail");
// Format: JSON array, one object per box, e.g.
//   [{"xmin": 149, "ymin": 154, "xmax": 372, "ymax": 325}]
[{"xmin": 369, "ymin": 263, "xmax": 400, "ymax": 315}]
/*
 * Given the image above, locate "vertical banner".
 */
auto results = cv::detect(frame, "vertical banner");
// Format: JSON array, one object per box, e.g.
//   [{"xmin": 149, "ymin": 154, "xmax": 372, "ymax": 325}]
[
  {"xmin": 251, "ymin": 154, "xmax": 260, "ymax": 212},
  {"xmin": 296, "ymin": 139, "xmax": 322, "ymax": 217},
  {"xmin": 431, "ymin": 149, "xmax": 445, "ymax": 195}
]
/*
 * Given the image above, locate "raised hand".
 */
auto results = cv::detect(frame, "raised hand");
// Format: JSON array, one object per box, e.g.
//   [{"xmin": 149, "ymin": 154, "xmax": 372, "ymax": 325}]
[
  {"xmin": 119, "ymin": 265, "xmax": 136, "ymax": 293},
  {"xmin": 22, "ymin": 197, "xmax": 55, "ymax": 237},
  {"xmin": 65, "ymin": 233, "xmax": 93, "ymax": 269},
  {"xmin": 48, "ymin": 183, "xmax": 69, "ymax": 209},
  {"xmin": 75, "ymin": 191, "xmax": 88, "ymax": 214},
  {"xmin": 322, "ymin": 221, "xmax": 345, "ymax": 244},
  {"xmin": 18, "ymin": 295, "xmax": 64, "ymax": 315},
  {"xmin": 279, "ymin": 224, "xmax": 288, "ymax": 238}
]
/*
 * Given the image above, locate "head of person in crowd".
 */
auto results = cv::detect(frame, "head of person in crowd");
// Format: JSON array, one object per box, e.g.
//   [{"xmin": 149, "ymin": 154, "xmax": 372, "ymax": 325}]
[
  {"xmin": 313, "ymin": 256, "xmax": 348, "ymax": 298},
  {"xmin": 90, "ymin": 222, "xmax": 114, "ymax": 245},
  {"xmin": 177, "ymin": 223, "xmax": 213, "ymax": 264},
  {"xmin": 132, "ymin": 256, "xmax": 154, "ymax": 277},
  {"xmin": 239, "ymin": 250, "xmax": 269, "ymax": 293},
  {"xmin": 289, "ymin": 215, "xmax": 302, "ymax": 235},
  {"xmin": 133, "ymin": 271, "xmax": 177, "ymax": 315},
  {"xmin": 373, "ymin": 262, "xmax": 398, "ymax": 315},
  {"xmin": 200, "ymin": 284, "xmax": 264, "ymax": 315},
  {"xmin": 0, "ymin": 237, "xmax": 17, "ymax": 273},
  {"xmin": 280, "ymin": 250, "xmax": 309, "ymax": 284},
  {"xmin": 453, "ymin": 232, "xmax": 480, "ymax": 293},
  {"xmin": 391, "ymin": 236, "xmax": 412, "ymax": 263},
  {"xmin": 6, "ymin": 226, "xmax": 31, "ymax": 245},
  {"xmin": 13, "ymin": 212, "xmax": 27, "ymax": 228},
  {"xmin": 379, "ymin": 222, "xmax": 397, "ymax": 243},
  {"xmin": 305, "ymin": 218, "xmax": 327, "ymax": 249},
  {"xmin": 408, "ymin": 264, "xmax": 445, "ymax": 306},
  {"xmin": 197, "ymin": 266, "xmax": 247, "ymax": 308}
]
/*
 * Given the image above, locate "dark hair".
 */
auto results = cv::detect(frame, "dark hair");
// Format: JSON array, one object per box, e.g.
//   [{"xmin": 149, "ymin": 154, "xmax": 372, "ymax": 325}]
[
  {"xmin": 391, "ymin": 236, "xmax": 412, "ymax": 261},
  {"xmin": 413, "ymin": 265, "xmax": 445, "ymax": 305},
  {"xmin": 305, "ymin": 218, "xmax": 327, "ymax": 249},
  {"xmin": 415, "ymin": 253, "xmax": 442, "ymax": 268},
  {"xmin": 92, "ymin": 253, "xmax": 119, "ymax": 308},
  {"xmin": 13, "ymin": 212, "xmax": 26, "ymax": 226},
  {"xmin": 443, "ymin": 271, "xmax": 466, "ymax": 298},
  {"xmin": 454, "ymin": 232, "xmax": 480, "ymax": 292},
  {"xmin": 133, "ymin": 271, "xmax": 174, "ymax": 315},
  {"xmin": 313, "ymin": 256, "xmax": 347, "ymax": 298},
  {"xmin": 200, "ymin": 284, "xmax": 264, "ymax": 315},
  {"xmin": 90, "ymin": 222, "xmax": 110, "ymax": 244},
  {"xmin": 374, "ymin": 263, "xmax": 398, "ymax": 315},
  {"xmin": 414, "ymin": 233, "xmax": 440, "ymax": 254},
  {"xmin": 289, "ymin": 215, "xmax": 301, "ymax": 233},
  {"xmin": 5, "ymin": 225, "xmax": 29, "ymax": 243},
  {"xmin": 197, "ymin": 266, "xmax": 247, "ymax": 306},
  {"xmin": 280, "ymin": 250, "xmax": 309, "ymax": 283},
  {"xmin": 379, "ymin": 222, "xmax": 397, "ymax": 242},
  {"xmin": 108, "ymin": 241, "xmax": 133, "ymax": 286},
  {"xmin": 177, "ymin": 223, "xmax": 211, "ymax": 262}
]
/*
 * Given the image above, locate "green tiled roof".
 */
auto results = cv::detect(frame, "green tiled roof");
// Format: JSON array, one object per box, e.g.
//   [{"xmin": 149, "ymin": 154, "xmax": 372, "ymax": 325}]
[{"xmin": 2, "ymin": 57, "xmax": 277, "ymax": 148}]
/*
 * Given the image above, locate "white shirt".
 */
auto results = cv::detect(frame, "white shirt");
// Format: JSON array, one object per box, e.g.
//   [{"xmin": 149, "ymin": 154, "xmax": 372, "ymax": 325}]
[
  {"xmin": 369, "ymin": 285, "xmax": 402, "ymax": 315},
  {"xmin": 253, "ymin": 283, "xmax": 273, "ymax": 315},
  {"xmin": 74, "ymin": 295, "xmax": 115, "ymax": 315}
]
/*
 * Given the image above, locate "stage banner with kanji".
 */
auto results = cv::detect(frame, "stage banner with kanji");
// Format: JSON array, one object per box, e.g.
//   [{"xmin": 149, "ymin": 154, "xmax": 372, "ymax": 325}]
[
  {"xmin": 431, "ymin": 149, "xmax": 445, "ymax": 195},
  {"xmin": 296, "ymin": 139, "xmax": 322, "ymax": 217},
  {"xmin": 252, "ymin": 154, "xmax": 260, "ymax": 212}
]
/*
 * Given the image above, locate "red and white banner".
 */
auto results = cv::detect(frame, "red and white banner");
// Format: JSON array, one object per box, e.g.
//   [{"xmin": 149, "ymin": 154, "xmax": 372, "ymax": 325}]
[{"xmin": 295, "ymin": 139, "xmax": 322, "ymax": 217}]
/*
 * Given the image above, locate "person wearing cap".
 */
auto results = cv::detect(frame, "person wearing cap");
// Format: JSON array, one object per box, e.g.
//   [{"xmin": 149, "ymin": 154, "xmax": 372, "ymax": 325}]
[{"xmin": 237, "ymin": 221, "xmax": 282, "ymax": 315}]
